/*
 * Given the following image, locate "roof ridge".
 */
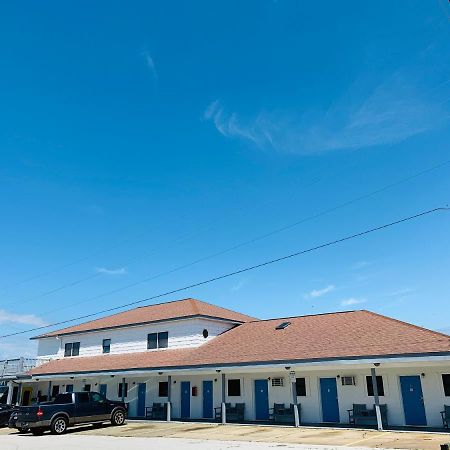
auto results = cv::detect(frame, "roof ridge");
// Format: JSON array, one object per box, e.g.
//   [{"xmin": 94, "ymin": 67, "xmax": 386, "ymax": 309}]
[
  {"xmin": 247, "ymin": 310, "xmax": 360, "ymax": 323},
  {"xmin": 363, "ymin": 310, "xmax": 450, "ymax": 339}
]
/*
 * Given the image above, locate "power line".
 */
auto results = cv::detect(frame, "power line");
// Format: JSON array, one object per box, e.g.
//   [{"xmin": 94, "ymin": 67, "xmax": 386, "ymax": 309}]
[
  {"xmin": 39, "ymin": 157, "xmax": 450, "ymax": 317},
  {"xmin": 1, "ymin": 206, "xmax": 447, "ymax": 340}
]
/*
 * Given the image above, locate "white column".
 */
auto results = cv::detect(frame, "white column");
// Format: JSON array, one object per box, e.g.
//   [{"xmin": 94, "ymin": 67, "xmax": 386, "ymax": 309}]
[
  {"xmin": 6, "ymin": 381, "xmax": 14, "ymax": 405},
  {"xmin": 221, "ymin": 373, "xmax": 226, "ymax": 425},
  {"xmin": 371, "ymin": 367, "xmax": 383, "ymax": 431},
  {"xmin": 167, "ymin": 375, "xmax": 172, "ymax": 422}
]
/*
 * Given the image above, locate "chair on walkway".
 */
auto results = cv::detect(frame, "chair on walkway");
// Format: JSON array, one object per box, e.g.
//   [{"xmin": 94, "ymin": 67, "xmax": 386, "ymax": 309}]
[
  {"xmin": 214, "ymin": 403, "xmax": 245, "ymax": 422},
  {"xmin": 145, "ymin": 402, "xmax": 167, "ymax": 420},
  {"xmin": 441, "ymin": 405, "xmax": 450, "ymax": 429},
  {"xmin": 270, "ymin": 403, "xmax": 300, "ymax": 424},
  {"xmin": 348, "ymin": 403, "xmax": 388, "ymax": 427}
]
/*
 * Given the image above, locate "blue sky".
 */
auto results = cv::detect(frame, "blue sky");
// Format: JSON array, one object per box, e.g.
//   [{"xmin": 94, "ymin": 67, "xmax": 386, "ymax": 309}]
[{"xmin": 1, "ymin": 1, "xmax": 450, "ymax": 358}]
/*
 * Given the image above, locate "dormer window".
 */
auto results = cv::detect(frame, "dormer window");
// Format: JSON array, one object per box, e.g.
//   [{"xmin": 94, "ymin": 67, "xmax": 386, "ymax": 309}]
[
  {"xmin": 64, "ymin": 342, "xmax": 80, "ymax": 357},
  {"xmin": 147, "ymin": 331, "xmax": 169, "ymax": 349}
]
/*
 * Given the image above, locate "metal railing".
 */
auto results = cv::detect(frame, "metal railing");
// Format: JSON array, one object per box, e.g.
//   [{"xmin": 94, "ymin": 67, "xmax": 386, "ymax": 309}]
[{"xmin": 0, "ymin": 357, "xmax": 49, "ymax": 378}]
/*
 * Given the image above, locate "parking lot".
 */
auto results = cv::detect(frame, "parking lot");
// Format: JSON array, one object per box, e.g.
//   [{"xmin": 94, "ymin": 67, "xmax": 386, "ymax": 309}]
[{"xmin": 1, "ymin": 421, "xmax": 450, "ymax": 449}]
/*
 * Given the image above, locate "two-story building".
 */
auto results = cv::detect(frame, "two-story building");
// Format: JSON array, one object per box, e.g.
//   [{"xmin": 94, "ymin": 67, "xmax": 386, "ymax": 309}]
[{"xmin": 11, "ymin": 298, "xmax": 450, "ymax": 429}]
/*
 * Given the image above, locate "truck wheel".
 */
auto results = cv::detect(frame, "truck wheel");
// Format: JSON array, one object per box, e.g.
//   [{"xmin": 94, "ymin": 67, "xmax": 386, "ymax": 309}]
[
  {"xmin": 51, "ymin": 416, "xmax": 68, "ymax": 435},
  {"xmin": 111, "ymin": 409, "xmax": 125, "ymax": 426}
]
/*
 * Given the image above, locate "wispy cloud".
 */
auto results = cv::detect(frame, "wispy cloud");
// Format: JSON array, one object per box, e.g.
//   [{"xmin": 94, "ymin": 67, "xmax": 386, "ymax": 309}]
[
  {"xmin": 341, "ymin": 297, "xmax": 366, "ymax": 307},
  {"xmin": 205, "ymin": 70, "xmax": 449, "ymax": 154},
  {"xmin": 352, "ymin": 261, "xmax": 373, "ymax": 270},
  {"xmin": 0, "ymin": 310, "xmax": 47, "ymax": 327},
  {"xmin": 231, "ymin": 279, "xmax": 246, "ymax": 292},
  {"xmin": 304, "ymin": 284, "xmax": 335, "ymax": 299},
  {"xmin": 142, "ymin": 50, "xmax": 158, "ymax": 80},
  {"xmin": 95, "ymin": 267, "xmax": 127, "ymax": 275},
  {"xmin": 384, "ymin": 287, "xmax": 415, "ymax": 297},
  {"xmin": 0, "ymin": 339, "xmax": 38, "ymax": 359}
]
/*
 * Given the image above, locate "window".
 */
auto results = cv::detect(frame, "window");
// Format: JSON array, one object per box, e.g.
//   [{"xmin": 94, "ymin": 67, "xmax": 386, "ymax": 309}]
[
  {"xmin": 51, "ymin": 385, "xmax": 60, "ymax": 398},
  {"xmin": 366, "ymin": 376, "xmax": 385, "ymax": 397},
  {"xmin": 296, "ymin": 378, "xmax": 307, "ymax": 396},
  {"xmin": 102, "ymin": 339, "xmax": 111, "ymax": 354},
  {"xmin": 64, "ymin": 342, "xmax": 80, "ymax": 357},
  {"xmin": 158, "ymin": 332, "xmax": 168, "ymax": 348},
  {"xmin": 83, "ymin": 384, "xmax": 91, "ymax": 392},
  {"xmin": 147, "ymin": 331, "xmax": 169, "ymax": 349},
  {"xmin": 91, "ymin": 393, "xmax": 105, "ymax": 403},
  {"xmin": 227, "ymin": 379, "xmax": 241, "ymax": 396},
  {"xmin": 54, "ymin": 393, "xmax": 73, "ymax": 404},
  {"xmin": 118, "ymin": 382, "xmax": 128, "ymax": 398},
  {"xmin": 159, "ymin": 382, "xmax": 168, "ymax": 397},
  {"xmin": 442, "ymin": 374, "xmax": 450, "ymax": 396},
  {"xmin": 66, "ymin": 385, "xmax": 74, "ymax": 393},
  {"xmin": 275, "ymin": 321, "xmax": 291, "ymax": 330},
  {"xmin": 77, "ymin": 392, "xmax": 90, "ymax": 403}
]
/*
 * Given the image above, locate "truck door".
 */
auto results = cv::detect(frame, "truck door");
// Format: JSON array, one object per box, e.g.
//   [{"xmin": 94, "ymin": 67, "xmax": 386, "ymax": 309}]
[
  {"xmin": 74, "ymin": 392, "xmax": 91, "ymax": 423},
  {"xmin": 90, "ymin": 392, "xmax": 109, "ymax": 421}
]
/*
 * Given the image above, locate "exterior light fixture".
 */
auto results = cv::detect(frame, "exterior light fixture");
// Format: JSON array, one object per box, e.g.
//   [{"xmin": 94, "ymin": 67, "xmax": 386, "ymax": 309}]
[
  {"xmin": 285, "ymin": 366, "xmax": 291, "ymax": 370},
  {"xmin": 158, "ymin": 372, "xmax": 163, "ymax": 375},
  {"xmin": 216, "ymin": 369, "xmax": 221, "ymax": 373}
]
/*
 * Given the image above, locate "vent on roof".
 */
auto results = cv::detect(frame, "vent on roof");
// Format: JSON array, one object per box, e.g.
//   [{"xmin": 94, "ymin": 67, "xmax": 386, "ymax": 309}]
[
  {"xmin": 275, "ymin": 321, "xmax": 291, "ymax": 330},
  {"xmin": 341, "ymin": 376, "xmax": 357, "ymax": 386},
  {"xmin": 271, "ymin": 377, "xmax": 284, "ymax": 387}
]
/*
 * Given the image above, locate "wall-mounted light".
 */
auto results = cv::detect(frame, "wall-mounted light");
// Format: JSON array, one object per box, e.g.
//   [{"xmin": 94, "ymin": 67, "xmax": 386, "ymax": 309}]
[
  {"xmin": 215, "ymin": 369, "xmax": 221, "ymax": 373},
  {"xmin": 421, "ymin": 373, "xmax": 426, "ymax": 378},
  {"xmin": 173, "ymin": 380, "xmax": 177, "ymax": 384},
  {"xmin": 94, "ymin": 383, "xmax": 98, "ymax": 386},
  {"xmin": 285, "ymin": 366, "xmax": 291, "ymax": 371},
  {"xmin": 158, "ymin": 372, "xmax": 163, "ymax": 375},
  {"xmin": 374, "ymin": 363, "xmax": 381, "ymax": 367},
  {"xmin": 110, "ymin": 375, "xmax": 115, "ymax": 378},
  {"xmin": 70, "ymin": 377, "xmax": 74, "ymax": 380},
  {"xmin": 336, "ymin": 375, "xmax": 340, "ymax": 379},
  {"xmin": 214, "ymin": 379, "xmax": 217, "ymax": 382},
  {"xmin": 267, "ymin": 377, "xmax": 271, "ymax": 381}
]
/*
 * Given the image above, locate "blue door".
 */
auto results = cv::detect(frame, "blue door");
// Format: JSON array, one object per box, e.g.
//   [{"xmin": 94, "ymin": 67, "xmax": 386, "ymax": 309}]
[
  {"xmin": 99, "ymin": 384, "xmax": 107, "ymax": 397},
  {"xmin": 181, "ymin": 381, "xmax": 190, "ymax": 419},
  {"xmin": 137, "ymin": 383, "xmax": 146, "ymax": 417},
  {"xmin": 320, "ymin": 378, "xmax": 340, "ymax": 422},
  {"xmin": 254, "ymin": 379, "xmax": 269, "ymax": 420},
  {"xmin": 400, "ymin": 376, "xmax": 427, "ymax": 426},
  {"xmin": 202, "ymin": 381, "xmax": 213, "ymax": 419}
]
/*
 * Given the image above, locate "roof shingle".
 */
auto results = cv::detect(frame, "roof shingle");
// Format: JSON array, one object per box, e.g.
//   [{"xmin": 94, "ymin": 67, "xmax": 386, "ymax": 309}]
[
  {"xmin": 33, "ymin": 298, "xmax": 256, "ymax": 339},
  {"xmin": 30, "ymin": 310, "xmax": 450, "ymax": 376}
]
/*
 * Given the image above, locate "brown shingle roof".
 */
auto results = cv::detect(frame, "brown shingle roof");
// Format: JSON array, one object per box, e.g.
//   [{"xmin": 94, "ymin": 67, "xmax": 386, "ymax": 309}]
[
  {"xmin": 30, "ymin": 310, "xmax": 450, "ymax": 376},
  {"xmin": 33, "ymin": 298, "xmax": 256, "ymax": 339}
]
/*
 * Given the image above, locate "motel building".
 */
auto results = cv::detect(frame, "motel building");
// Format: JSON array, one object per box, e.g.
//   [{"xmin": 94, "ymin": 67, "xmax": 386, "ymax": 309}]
[{"xmin": 2, "ymin": 298, "xmax": 450, "ymax": 430}]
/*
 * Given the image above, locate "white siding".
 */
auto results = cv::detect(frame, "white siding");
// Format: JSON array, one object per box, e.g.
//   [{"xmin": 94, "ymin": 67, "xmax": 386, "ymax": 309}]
[
  {"xmin": 37, "ymin": 318, "xmax": 233, "ymax": 360},
  {"xmin": 29, "ymin": 363, "xmax": 450, "ymax": 427}
]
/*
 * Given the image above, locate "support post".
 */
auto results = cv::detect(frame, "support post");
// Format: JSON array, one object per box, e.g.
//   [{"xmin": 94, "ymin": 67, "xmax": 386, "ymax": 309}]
[
  {"xmin": 6, "ymin": 381, "xmax": 14, "ymax": 405},
  {"xmin": 221, "ymin": 373, "xmax": 226, "ymax": 424},
  {"xmin": 167, "ymin": 375, "xmax": 172, "ymax": 422},
  {"xmin": 17, "ymin": 383, "xmax": 22, "ymax": 406},
  {"xmin": 371, "ymin": 367, "xmax": 383, "ymax": 431},
  {"xmin": 291, "ymin": 374, "xmax": 300, "ymax": 428},
  {"xmin": 121, "ymin": 378, "xmax": 126, "ymax": 403}
]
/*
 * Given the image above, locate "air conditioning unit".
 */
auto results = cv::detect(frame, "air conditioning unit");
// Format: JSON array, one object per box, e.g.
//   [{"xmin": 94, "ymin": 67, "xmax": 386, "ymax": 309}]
[
  {"xmin": 271, "ymin": 377, "xmax": 284, "ymax": 387},
  {"xmin": 341, "ymin": 376, "xmax": 356, "ymax": 386}
]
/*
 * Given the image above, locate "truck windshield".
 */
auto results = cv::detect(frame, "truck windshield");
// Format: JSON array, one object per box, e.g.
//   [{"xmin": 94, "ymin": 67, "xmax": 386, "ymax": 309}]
[{"xmin": 53, "ymin": 393, "xmax": 73, "ymax": 404}]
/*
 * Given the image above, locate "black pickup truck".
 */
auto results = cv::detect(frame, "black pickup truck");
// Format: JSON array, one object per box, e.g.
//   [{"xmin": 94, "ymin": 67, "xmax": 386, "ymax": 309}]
[{"xmin": 10, "ymin": 391, "xmax": 127, "ymax": 435}]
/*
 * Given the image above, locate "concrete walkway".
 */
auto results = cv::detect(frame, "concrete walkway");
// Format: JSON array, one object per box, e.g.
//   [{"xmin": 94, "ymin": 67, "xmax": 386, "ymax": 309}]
[{"xmin": 1, "ymin": 421, "xmax": 450, "ymax": 449}]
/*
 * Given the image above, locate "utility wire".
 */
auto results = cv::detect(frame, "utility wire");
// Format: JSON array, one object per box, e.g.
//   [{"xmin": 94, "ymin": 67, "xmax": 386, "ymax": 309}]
[
  {"xmin": 1, "ymin": 206, "xmax": 447, "ymax": 340},
  {"xmin": 39, "ymin": 157, "xmax": 450, "ymax": 317},
  {"xmin": 6, "ymin": 157, "xmax": 450, "ymax": 309}
]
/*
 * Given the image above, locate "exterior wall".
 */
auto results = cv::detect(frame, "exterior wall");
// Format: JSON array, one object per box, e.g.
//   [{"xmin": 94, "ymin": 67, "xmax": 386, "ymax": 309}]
[
  {"xmin": 32, "ymin": 363, "xmax": 450, "ymax": 428},
  {"xmin": 36, "ymin": 318, "xmax": 234, "ymax": 360}
]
